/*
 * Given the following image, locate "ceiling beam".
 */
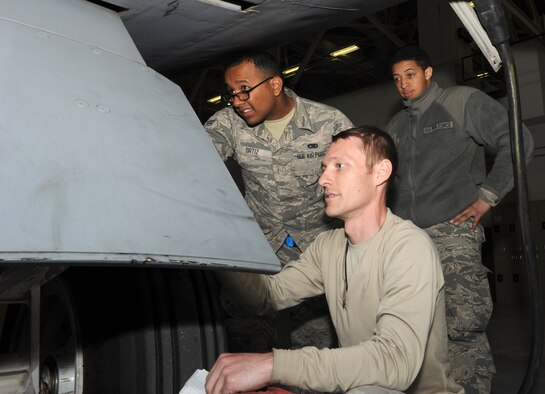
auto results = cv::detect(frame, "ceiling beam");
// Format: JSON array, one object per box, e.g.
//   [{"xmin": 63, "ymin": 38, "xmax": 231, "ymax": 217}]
[
  {"xmin": 524, "ymin": 0, "xmax": 540, "ymax": 24},
  {"xmin": 365, "ymin": 13, "xmax": 406, "ymax": 48},
  {"xmin": 502, "ymin": 0, "xmax": 544, "ymax": 38},
  {"xmin": 288, "ymin": 31, "xmax": 324, "ymax": 89}
]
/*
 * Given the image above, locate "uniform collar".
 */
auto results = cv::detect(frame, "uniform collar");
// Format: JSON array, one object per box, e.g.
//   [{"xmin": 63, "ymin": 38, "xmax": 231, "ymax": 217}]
[
  {"xmin": 285, "ymin": 88, "xmax": 317, "ymax": 134},
  {"xmin": 228, "ymin": 88, "xmax": 315, "ymax": 143},
  {"xmin": 402, "ymin": 82, "xmax": 440, "ymax": 114}
]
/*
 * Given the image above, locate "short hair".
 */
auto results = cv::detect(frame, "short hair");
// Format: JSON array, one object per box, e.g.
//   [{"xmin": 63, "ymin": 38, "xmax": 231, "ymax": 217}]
[
  {"xmin": 390, "ymin": 46, "xmax": 432, "ymax": 71},
  {"xmin": 332, "ymin": 126, "xmax": 398, "ymax": 183},
  {"xmin": 224, "ymin": 50, "xmax": 282, "ymax": 78}
]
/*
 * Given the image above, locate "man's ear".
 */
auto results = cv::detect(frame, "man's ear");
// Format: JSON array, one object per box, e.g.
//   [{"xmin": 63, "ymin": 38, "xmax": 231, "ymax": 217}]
[
  {"xmin": 271, "ymin": 76, "xmax": 284, "ymax": 96},
  {"xmin": 424, "ymin": 66, "xmax": 433, "ymax": 81},
  {"xmin": 375, "ymin": 159, "xmax": 393, "ymax": 186}
]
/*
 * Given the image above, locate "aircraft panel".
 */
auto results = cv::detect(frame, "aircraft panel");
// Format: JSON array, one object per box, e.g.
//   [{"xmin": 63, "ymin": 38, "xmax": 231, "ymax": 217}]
[{"xmin": 0, "ymin": 0, "xmax": 279, "ymax": 272}]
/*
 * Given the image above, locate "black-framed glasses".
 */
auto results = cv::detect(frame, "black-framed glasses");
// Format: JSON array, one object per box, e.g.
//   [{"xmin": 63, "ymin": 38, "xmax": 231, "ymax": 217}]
[{"xmin": 222, "ymin": 77, "xmax": 273, "ymax": 106}]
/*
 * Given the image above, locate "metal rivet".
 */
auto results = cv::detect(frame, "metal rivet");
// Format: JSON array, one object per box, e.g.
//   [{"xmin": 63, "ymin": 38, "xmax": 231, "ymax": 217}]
[
  {"xmin": 91, "ymin": 48, "xmax": 102, "ymax": 55},
  {"xmin": 74, "ymin": 100, "xmax": 89, "ymax": 108}
]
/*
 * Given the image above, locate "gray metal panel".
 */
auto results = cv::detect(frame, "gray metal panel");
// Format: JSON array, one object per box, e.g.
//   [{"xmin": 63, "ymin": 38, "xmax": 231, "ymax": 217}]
[
  {"xmin": 0, "ymin": 1, "xmax": 280, "ymax": 272},
  {"xmin": 0, "ymin": 0, "xmax": 144, "ymax": 64},
  {"xmin": 117, "ymin": 0, "xmax": 407, "ymax": 73}
]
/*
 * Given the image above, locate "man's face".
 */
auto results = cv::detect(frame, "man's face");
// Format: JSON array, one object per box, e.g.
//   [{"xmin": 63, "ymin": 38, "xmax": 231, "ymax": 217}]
[
  {"xmin": 224, "ymin": 61, "xmax": 277, "ymax": 126},
  {"xmin": 391, "ymin": 60, "xmax": 432, "ymax": 100},
  {"xmin": 319, "ymin": 137, "xmax": 376, "ymax": 222}
]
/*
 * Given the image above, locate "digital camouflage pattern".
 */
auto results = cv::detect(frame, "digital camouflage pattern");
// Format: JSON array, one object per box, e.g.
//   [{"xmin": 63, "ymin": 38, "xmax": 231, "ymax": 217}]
[
  {"xmin": 205, "ymin": 88, "xmax": 353, "ymax": 254},
  {"xmin": 425, "ymin": 220, "xmax": 495, "ymax": 394},
  {"xmin": 206, "ymin": 89, "xmax": 351, "ymax": 372}
]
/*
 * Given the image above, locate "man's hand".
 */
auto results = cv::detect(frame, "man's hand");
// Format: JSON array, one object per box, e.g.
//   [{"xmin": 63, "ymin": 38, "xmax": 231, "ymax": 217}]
[
  {"xmin": 205, "ymin": 352, "xmax": 274, "ymax": 394},
  {"xmin": 450, "ymin": 198, "xmax": 491, "ymax": 230}
]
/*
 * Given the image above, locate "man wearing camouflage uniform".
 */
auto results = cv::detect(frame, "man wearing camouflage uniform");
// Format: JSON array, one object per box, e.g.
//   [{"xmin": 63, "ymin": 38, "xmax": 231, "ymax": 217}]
[
  {"xmin": 386, "ymin": 46, "xmax": 534, "ymax": 394},
  {"xmin": 204, "ymin": 51, "xmax": 353, "ymax": 352}
]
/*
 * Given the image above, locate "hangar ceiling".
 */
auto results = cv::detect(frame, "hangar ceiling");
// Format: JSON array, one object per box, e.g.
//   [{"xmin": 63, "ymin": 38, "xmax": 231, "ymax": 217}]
[
  {"xmin": 167, "ymin": 0, "xmax": 419, "ymax": 122},
  {"xmin": 117, "ymin": 0, "xmax": 545, "ymax": 123}
]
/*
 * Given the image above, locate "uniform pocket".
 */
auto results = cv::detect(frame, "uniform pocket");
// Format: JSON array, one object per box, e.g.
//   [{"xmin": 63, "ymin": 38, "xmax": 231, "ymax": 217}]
[{"xmin": 290, "ymin": 157, "xmax": 323, "ymax": 188}]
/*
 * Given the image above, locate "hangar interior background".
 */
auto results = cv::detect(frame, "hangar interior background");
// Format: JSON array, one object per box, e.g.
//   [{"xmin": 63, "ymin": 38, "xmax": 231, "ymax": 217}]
[{"xmin": 168, "ymin": 1, "xmax": 545, "ymax": 392}]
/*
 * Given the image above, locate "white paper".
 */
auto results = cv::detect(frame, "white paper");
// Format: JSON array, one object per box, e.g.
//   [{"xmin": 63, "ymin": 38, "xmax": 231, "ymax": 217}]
[{"xmin": 179, "ymin": 369, "xmax": 209, "ymax": 394}]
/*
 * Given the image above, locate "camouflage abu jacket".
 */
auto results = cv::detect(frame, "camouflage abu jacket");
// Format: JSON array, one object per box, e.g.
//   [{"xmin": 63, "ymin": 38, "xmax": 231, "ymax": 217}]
[{"xmin": 204, "ymin": 89, "xmax": 353, "ymax": 253}]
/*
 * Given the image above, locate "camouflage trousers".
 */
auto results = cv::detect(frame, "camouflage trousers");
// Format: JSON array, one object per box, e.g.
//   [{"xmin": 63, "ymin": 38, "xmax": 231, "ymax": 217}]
[
  {"xmin": 221, "ymin": 242, "xmax": 337, "ymax": 354},
  {"xmin": 425, "ymin": 221, "xmax": 496, "ymax": 394}
]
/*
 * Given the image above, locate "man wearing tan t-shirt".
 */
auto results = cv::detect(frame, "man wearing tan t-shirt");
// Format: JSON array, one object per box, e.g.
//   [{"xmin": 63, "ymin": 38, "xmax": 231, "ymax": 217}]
[{"xmin": 206, "ymin": 126, "xmax": 463, "ymax": 394}]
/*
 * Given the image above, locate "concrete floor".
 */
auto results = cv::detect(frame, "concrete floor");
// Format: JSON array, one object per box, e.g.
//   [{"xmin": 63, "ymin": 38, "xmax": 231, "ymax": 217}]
[{"xmin": 488, "ymin": 303, "xmax": 544, "ymax": 393}]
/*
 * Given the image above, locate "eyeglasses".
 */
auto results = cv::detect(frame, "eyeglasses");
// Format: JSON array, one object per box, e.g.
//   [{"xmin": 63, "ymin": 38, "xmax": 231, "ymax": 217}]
[{"xmin": 222, "ymin": 77, "xmax": 273, "ymax": 106}]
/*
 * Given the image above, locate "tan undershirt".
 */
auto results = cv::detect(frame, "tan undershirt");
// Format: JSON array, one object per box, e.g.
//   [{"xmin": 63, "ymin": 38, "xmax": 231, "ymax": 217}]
[
  {"xmin": 264, "ymin": 106, "xmax": 295, "ymax": 140},
  {"xmin": 347, "ymin": 238, "xmax": 371, "ymax": 278}
]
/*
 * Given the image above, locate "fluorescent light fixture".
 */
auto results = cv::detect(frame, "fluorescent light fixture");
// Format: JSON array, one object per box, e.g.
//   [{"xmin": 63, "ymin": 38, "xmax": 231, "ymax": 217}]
[
  {"xmin": 330, "ymin": 44, "xmax": 359, "ymax": 57},
  {"xmin": 449, "ymin": 1, "xmax": 501, "ymax": 72},
  {"xmin": 197, "ymin": 0, "xmax": 241, "ymax": 11},
  {"xmin": 283, "ymin": 66, "xmax": 300, "ymax": 75},
  {"xmin": 207, "ymin": 95, "xmax": 222, "ymax": 104},
  {"xmin": 476, "ymin": 71, "xmax": 490, "ymax": 79}
]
